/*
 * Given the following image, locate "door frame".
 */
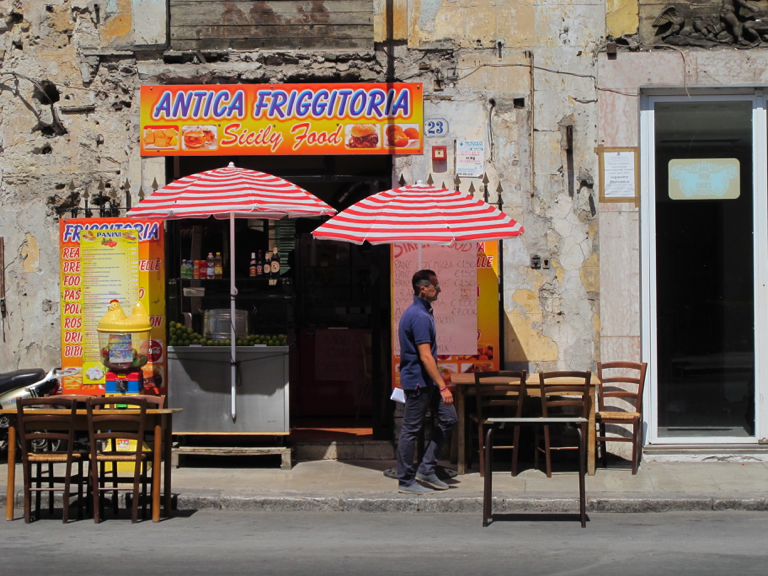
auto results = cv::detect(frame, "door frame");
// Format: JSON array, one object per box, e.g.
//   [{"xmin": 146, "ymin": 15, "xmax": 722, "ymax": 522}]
[{"xmin": 640, "ymin": 91, "xmax": 768, "ymax": 444}]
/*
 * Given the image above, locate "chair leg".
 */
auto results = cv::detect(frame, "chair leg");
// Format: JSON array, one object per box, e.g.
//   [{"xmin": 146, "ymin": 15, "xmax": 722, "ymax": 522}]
[
  {"xmin": 599, "ymin": 422, "xmax": 607, "ymax": 468},
  {"xmin": 77, "ymin": 460, "xmax": 84, "ymax": 521},
  {"xmin": 62, "ymin": 460, "xmax": 72, "ymax": 524},
  {"xmin": 534, "ymin": 428, "xmax": 540, "ymax": 472},
  {"xmin": 478, "ymin": 423, "xmax": 485, "ymax": 478},
  {"xmin": 577, "ymin": 425, "xmax": 586, "ymax": 528},
  {"xmin": 23, "ymin": 463, "xmax": 32, "ymax": 524},
  {"xmin": 48, "ymin": 462, "xmax": 54, "ymax": 515},
  {"xmin": 543, "ymin": 425, "xmax": 552, "ymax": 478},
  {"xmin": 93, "ymin": 463, "xmax": 102, "ymax": 523},
  {"xmin": 131, "ymin": 469, "xmax": 141, "ymax": 523},
  {"xmin": 511, "ymin": 425, "xmax": 521, "ymax": 477},
  {"xmin": 631, "ymin": 418, "xmax": 640, "ymax": 475}
]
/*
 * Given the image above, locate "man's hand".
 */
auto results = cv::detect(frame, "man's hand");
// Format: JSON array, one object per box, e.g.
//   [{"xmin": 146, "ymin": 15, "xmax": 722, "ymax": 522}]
[{"xmin": 439, "ymin": 387, "xmax": 454, "ymax": 406}]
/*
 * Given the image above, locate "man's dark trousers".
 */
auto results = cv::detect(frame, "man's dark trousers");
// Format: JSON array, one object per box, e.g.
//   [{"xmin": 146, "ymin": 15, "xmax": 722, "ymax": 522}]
[{"xmin": 397, "ymin": 386, "xmax": 458, "ymax": 486}]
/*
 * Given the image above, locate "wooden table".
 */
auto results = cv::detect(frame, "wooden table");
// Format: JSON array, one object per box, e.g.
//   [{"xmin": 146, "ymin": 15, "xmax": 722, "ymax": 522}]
[
  {"xmin": 483, "ymin": 416, "xmax": 588, "ymax": 527},
  {"xmin": 2, "ymin": 407, "xmax": 180, "ymax": 522},
  {"xmin": 449, "ymin": 373, "xmax": 598, "ymax": 476}
]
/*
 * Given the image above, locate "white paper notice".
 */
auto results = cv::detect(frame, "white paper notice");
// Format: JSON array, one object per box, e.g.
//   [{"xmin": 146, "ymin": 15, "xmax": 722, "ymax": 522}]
[
  {"xmin": 603, "ymin": 151, "xmax": 636, "ymax": 198},
  {"xmin": 392, "ymin": 243, "xmax": 477, "ymax": 357},
  {"xmin": 456, "ymin": 141, "xmax": 485, "ymax": 178}
]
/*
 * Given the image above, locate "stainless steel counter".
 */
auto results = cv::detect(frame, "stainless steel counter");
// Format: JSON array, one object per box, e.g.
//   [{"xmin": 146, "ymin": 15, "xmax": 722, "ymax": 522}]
[{"xmin": 168, "ymin": 346, "xmax": 289, "ymax": 434}]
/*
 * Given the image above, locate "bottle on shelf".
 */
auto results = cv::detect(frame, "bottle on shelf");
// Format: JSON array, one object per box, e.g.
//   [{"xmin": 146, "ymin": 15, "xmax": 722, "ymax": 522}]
[
  {"xmin": 181, "ymin": 259, "xmax": 188, "ymax": 279},
  {"xmin": 186, "ymin": 260, "xmax": 194, "ymax": 279},
  {"xmin": 271, "ymin": 246, "xmax": 281, "ymax": 276},
  {"xmin": 206, "ymin": 252, "xmax": 215, "ymax": 280},
  {"xmin": 264, "ymin": 250, "xmax": 272, "ymax": 278},
  {"xmin": 214, "ymin": 252, "xmax": 223, "ymax": 279},
  {"xmin": 249, "ymin": 252, "xmax": 257, "ymax": 277},
  {"xmin": 256, "ymin": 250, "xmax": 263, "ymax": 276},
  {"xmin": 193, "ymin": 260, "xmax": 200, "ymax": 279}
]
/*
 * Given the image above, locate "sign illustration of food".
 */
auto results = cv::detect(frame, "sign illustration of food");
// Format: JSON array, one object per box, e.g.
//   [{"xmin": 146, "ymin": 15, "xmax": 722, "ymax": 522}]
[
  {"xmin": 386, "ymin": 125, "xmax": 420, "ymax": 148},
  {"xmin": 143, "ymin": 126, "xmax": 180, "ymax": 149},
  {"xmin": 182, "ymin": 125, "xmax": 217, "ymax": 150},
  {"xmin": 346, "ymin": 124, "xmax": 380, "ymax": 148}
]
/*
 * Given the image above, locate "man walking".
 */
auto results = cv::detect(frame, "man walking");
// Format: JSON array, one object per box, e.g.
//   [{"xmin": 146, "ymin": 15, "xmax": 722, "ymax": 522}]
[{"xmin": 396, "ymin": 269, "xmax": 458, "ymax": 494}]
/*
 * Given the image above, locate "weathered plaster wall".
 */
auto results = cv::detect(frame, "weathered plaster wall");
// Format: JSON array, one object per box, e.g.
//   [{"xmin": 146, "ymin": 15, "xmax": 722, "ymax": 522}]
[{"xmin": 1, "ymin": 0, "xmax": 605, "ymax": 379}]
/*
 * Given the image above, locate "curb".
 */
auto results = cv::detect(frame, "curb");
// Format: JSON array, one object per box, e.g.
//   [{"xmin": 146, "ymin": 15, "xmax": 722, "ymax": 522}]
[{"xmin": 173, "ymin": 490, "xmax": 768, "ymax": 514}]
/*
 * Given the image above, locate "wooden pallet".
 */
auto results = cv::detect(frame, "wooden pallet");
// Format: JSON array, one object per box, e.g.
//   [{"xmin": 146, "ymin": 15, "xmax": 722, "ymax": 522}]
[{"xmin": 171, "ymin": 445, "xmax": 293, "ymax": 470}]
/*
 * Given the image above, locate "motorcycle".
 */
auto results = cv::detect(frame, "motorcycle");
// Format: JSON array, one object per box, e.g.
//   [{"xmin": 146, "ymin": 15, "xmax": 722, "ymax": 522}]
[{"xmin": 0, "ymin": 367, "xmax": 79, "ymax": 453}]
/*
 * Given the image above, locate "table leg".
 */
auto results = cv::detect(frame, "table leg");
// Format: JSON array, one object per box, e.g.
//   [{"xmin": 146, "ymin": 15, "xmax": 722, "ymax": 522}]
[
  {"xmin": 456, "ymin": 386, "xmax": 466, "ymax": 475},
  {"xmin": 588, "ymin": 388, "xmax": 596, "ymax": 476},
  {"xmin": 578, "ymin": 425, "xmax": 586, "ymax": 528},
  {"xmin": 5, "ymin": 423, "xmax": 16, "ymax": 521},
  {"xmin": 153, "ymin": 420, "xmax": 162, "ymax": 522},
  {"xmin": 483, "ymin": 427, "xmax": 494, "ymax": 527},
  {"xmin": 163, "ymin": 415, "xmax": 172, "ymax": 518}
]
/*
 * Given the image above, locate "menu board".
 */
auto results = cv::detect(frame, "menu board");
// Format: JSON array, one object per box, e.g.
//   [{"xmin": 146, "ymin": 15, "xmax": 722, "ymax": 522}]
[
  {"xmin": 59, "ymin": 218, "xmax": 166, "ymax": 395},
  {"xmin": 393, "ymin": 243, "xmax": 478, "ymax": 356},
  {"xmin": 80, "ymin": 229, "xmax": 140, "ymax": 384},
  {"xmin": 391, "ymin": 242, "xmax": 500, "ymax": 389}
]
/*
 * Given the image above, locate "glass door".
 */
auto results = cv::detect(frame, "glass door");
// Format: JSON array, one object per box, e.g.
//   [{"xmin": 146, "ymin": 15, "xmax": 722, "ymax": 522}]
[{"xmin": 642, "ymin": 94, "xmax": 768, "ymax": 443}]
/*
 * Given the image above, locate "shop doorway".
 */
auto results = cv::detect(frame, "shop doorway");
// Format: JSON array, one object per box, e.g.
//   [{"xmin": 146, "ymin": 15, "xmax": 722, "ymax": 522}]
[
  {"xmin": 641, "ymin": 93, "xmax": 768, "ymax": 444},
  {"xmin": 169, "ymin": 155, "xmax": 393, "ymax": 437}
]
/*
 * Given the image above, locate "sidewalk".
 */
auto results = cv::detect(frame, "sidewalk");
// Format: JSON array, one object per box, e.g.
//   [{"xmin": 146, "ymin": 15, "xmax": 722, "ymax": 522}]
[{"xmin": 4, "ymin": 459, "xmax": 766, "ymax": 515}]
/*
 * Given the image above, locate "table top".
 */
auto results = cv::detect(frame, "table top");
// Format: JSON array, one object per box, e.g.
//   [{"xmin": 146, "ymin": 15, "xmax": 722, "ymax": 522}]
[
  {"xmin": 0, "ymin": 408, "xmax": 181, "ymax": 415},
  {"xmin": 449, "ymin": 372, "xmax": 599, "ymax": 386},
  {"xmin": 487, "ymin": 416, "xmax": 589, "ymax": 423}
]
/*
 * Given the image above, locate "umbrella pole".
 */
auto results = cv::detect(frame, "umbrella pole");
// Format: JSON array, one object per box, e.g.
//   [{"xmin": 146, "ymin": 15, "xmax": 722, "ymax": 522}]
[
  {"xmin": 230, "ymin": 213, "xmax": 237, "ymax": 421},
  {"xmin": 498, "ymin": 239, "xmax": 505, "ymax": 369}
]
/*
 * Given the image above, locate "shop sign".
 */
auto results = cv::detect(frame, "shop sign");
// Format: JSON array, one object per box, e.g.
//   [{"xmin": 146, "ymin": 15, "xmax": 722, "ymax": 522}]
[
  {"xmin": 59, "ymin": 218, "xmax": 166, "ymax": 395},
  {"xmin": 668, "ymin": 158, "xmax": 740, "ymax": 200},
  {"xmin": 140, "ymin": 83, "xmax": 423, "ymax": 156}
]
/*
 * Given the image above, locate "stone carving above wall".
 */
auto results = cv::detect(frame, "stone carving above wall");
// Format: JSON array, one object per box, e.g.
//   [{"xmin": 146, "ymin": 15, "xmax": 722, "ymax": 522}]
[{"xmin": 645, "ymin": 0, "xmax": 768, "ymax": 46}]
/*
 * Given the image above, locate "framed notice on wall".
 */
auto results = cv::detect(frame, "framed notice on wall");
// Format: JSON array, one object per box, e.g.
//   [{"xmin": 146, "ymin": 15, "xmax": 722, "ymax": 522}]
[{"xmin": 597, "ymin": 146, "xmax": 640, "ymax": 205}]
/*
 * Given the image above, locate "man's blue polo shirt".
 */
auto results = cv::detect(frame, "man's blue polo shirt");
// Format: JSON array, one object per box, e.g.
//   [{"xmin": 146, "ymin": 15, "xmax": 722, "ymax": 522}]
[{"xmin": 398, "ymin": 295, "xmax": 438, "ymax": 390}]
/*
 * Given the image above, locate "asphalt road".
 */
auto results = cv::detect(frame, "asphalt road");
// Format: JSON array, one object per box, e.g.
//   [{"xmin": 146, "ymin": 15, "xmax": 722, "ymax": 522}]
[{"xmin": 2, "ymin": 510, "xmax": 767, "ymax": 575}]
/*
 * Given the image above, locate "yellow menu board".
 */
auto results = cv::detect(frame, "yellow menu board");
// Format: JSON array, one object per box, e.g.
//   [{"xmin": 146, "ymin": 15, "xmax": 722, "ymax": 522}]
[{"xmin": 59, "ymin": 218, "xmax": 166, "ymax": 395}]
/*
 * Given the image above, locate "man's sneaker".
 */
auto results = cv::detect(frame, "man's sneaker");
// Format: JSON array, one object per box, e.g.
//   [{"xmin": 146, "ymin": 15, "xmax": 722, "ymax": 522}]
[
  {"xmin": 416, "ymin": 472, "xmax": 449, "ymax": 490},
  {"xmin": 398, "ymin": 482, "xmax": 434, "ymax": 494}
]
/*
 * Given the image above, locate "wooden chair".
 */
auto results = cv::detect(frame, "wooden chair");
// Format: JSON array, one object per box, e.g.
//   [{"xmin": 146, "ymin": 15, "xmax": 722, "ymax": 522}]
[
  {"xmin": 535, "ymin": 371, "xmax": 591, "ymax": 478},
  {"xmin": 86, "ymin": 396, "xmax": 150, "ymax": 523},
  {"xmin": 16, "ymin": 396, "xmax": 86, "ymax": 523},
  {"xmin": 472, "ymin": 371, "xmax": 527, "ymax": 477},
  {"xmin": 596, "ymin": 361, "xmax": 648, "ymax": 474}
]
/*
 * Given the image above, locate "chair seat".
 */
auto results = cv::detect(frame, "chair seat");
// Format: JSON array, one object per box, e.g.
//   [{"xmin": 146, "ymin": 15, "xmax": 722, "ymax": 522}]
[
  {"xmin": 596, "ymin": 411, "xmax": 640, "ymax": 421},
  {"xmin": 28, "ymin": 452, "xmax": 82, "ymax": 463},
  {"xmin": 94, "ymin": 453, "xmax": 147, "ymax": 462}
]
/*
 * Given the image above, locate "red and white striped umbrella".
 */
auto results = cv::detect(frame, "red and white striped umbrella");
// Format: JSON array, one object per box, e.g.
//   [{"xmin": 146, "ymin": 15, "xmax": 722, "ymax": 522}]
[
  {"xmin": 311, "ymin": 182, "xmax": 523, "ymax": 245},
  {"xmin": 127, "ymin": 162, "xmax": 334, "ymax": 423},
  {"xmin": 126, "ymin": 162, "xmax": 335, "ymax": 220}
]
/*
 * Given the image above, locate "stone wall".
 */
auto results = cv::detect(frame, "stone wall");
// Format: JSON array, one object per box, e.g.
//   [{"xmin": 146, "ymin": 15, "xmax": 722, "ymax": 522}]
[{"xmin": 1, "ymin": 1, "xmax": 603, "ymax": 379}]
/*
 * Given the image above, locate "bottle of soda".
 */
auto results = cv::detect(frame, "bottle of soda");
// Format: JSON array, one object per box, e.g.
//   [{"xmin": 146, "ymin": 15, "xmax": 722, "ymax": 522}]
[
  {"xmin": 264, "ymin": 251, "xmax": 272, "ymax": 279},
  {"xmin": 206, "ymin": 252, "xmax": 215, "ymax": 280},
  {"xmin": 249, "ymin": 252, "xmax": 257, "ymax": 277},
  {"xmin": 271, "ymin": 246, "xmax": 280, "ymax": 276},
  {"xmin": 214, "ymin": 252, "xmax": 223, "ymax": 279},
  {"xmin": 181, "ymin": 259, "xmax": 188, "ymax": 279},
  {"xmin": 193, "ymin": 260, "xmax": 200, "ymax": 279},
  {"xmin": 256, "ymin": 250, "xmax": 263, "ymax": 276}
]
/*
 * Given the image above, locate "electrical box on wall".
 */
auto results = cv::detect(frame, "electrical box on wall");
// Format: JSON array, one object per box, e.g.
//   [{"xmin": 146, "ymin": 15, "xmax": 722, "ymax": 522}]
[{"xmin": 432, "ymin": 145, "xmax": 447, "ymax": 160}]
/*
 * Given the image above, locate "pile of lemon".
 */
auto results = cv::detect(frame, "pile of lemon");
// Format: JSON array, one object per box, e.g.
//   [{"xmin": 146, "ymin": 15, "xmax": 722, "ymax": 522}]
[{"xmin": 168, "ymin": 321, "xmax": 287, "ymax": 347}]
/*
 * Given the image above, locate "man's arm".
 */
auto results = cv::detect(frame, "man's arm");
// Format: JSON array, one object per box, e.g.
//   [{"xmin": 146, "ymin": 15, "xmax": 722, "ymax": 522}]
[{"xmin": 417, "ymin": 342, "xmax": 453, "ymax": 406}]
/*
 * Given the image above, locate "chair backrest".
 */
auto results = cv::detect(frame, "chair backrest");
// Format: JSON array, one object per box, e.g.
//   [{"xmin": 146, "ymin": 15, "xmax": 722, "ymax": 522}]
[
  {"xmin": 133, "ymin": 394, "xmax": 167, "ymax": 409},
  {"xmin": 596, "ymin": 361, "xmax": 648, "ymax": 414},
  {"xmin": 474, "ymin": 371, "xmax": 527, "ymax": 422},
  {"xmin": 16, "ymin": 397, "xmax": 79, "ymax": 460},
  {"xmin": 538, "ymin": 371, "xmax": 591, "ymax": 419},
  {"xmin": 86, "ymin": 396, "xmax": 148, "ymax": 465}
]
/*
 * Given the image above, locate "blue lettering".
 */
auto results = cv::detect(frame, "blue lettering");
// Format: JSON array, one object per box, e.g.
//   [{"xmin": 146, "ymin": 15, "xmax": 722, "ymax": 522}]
[
  {"xmin": 191, "ymin": 91, "xmax": 208, "ymax": 117},
  {"xmin": 311, "ymin": 90, "xmax": 329, "ymax": 117},
  {"xmin": 391, "ymin": 90, "xmax": 411, "ymax": 118},
  {"xmin": 296, "ymin": 90, "xmax": 314, "ymax": 117},
  {"xmin": 336, "ymin": 90, "xmax": 353, "ymax": 117},
  {"xmin": 365, "ymin": 89, "xmax": 386, "ymax": 118},
  {"xmin": 268, "ymin": 91, "xmax": 288, "ymax": 119},
  {"xmin": 227, "ymin": 91, "xmax": 245, "ymax": 118},
  {"xmin": 349, "ymin": 90, "xmax": 367, "ymax": 117},
  {"xmin": 152, "ymin": 92, "xmax": 173, "ymax": 120},
  {"xmin": 212, "ymin": 91, "xmax": 230, "ymax": 118},
  {"xmin": 253, "ymin": 90, "xmax": 271, "ymax": 118},
  {"xmin": 171, "ymin": 92, "xmax": 194, "ymax": 118}
]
